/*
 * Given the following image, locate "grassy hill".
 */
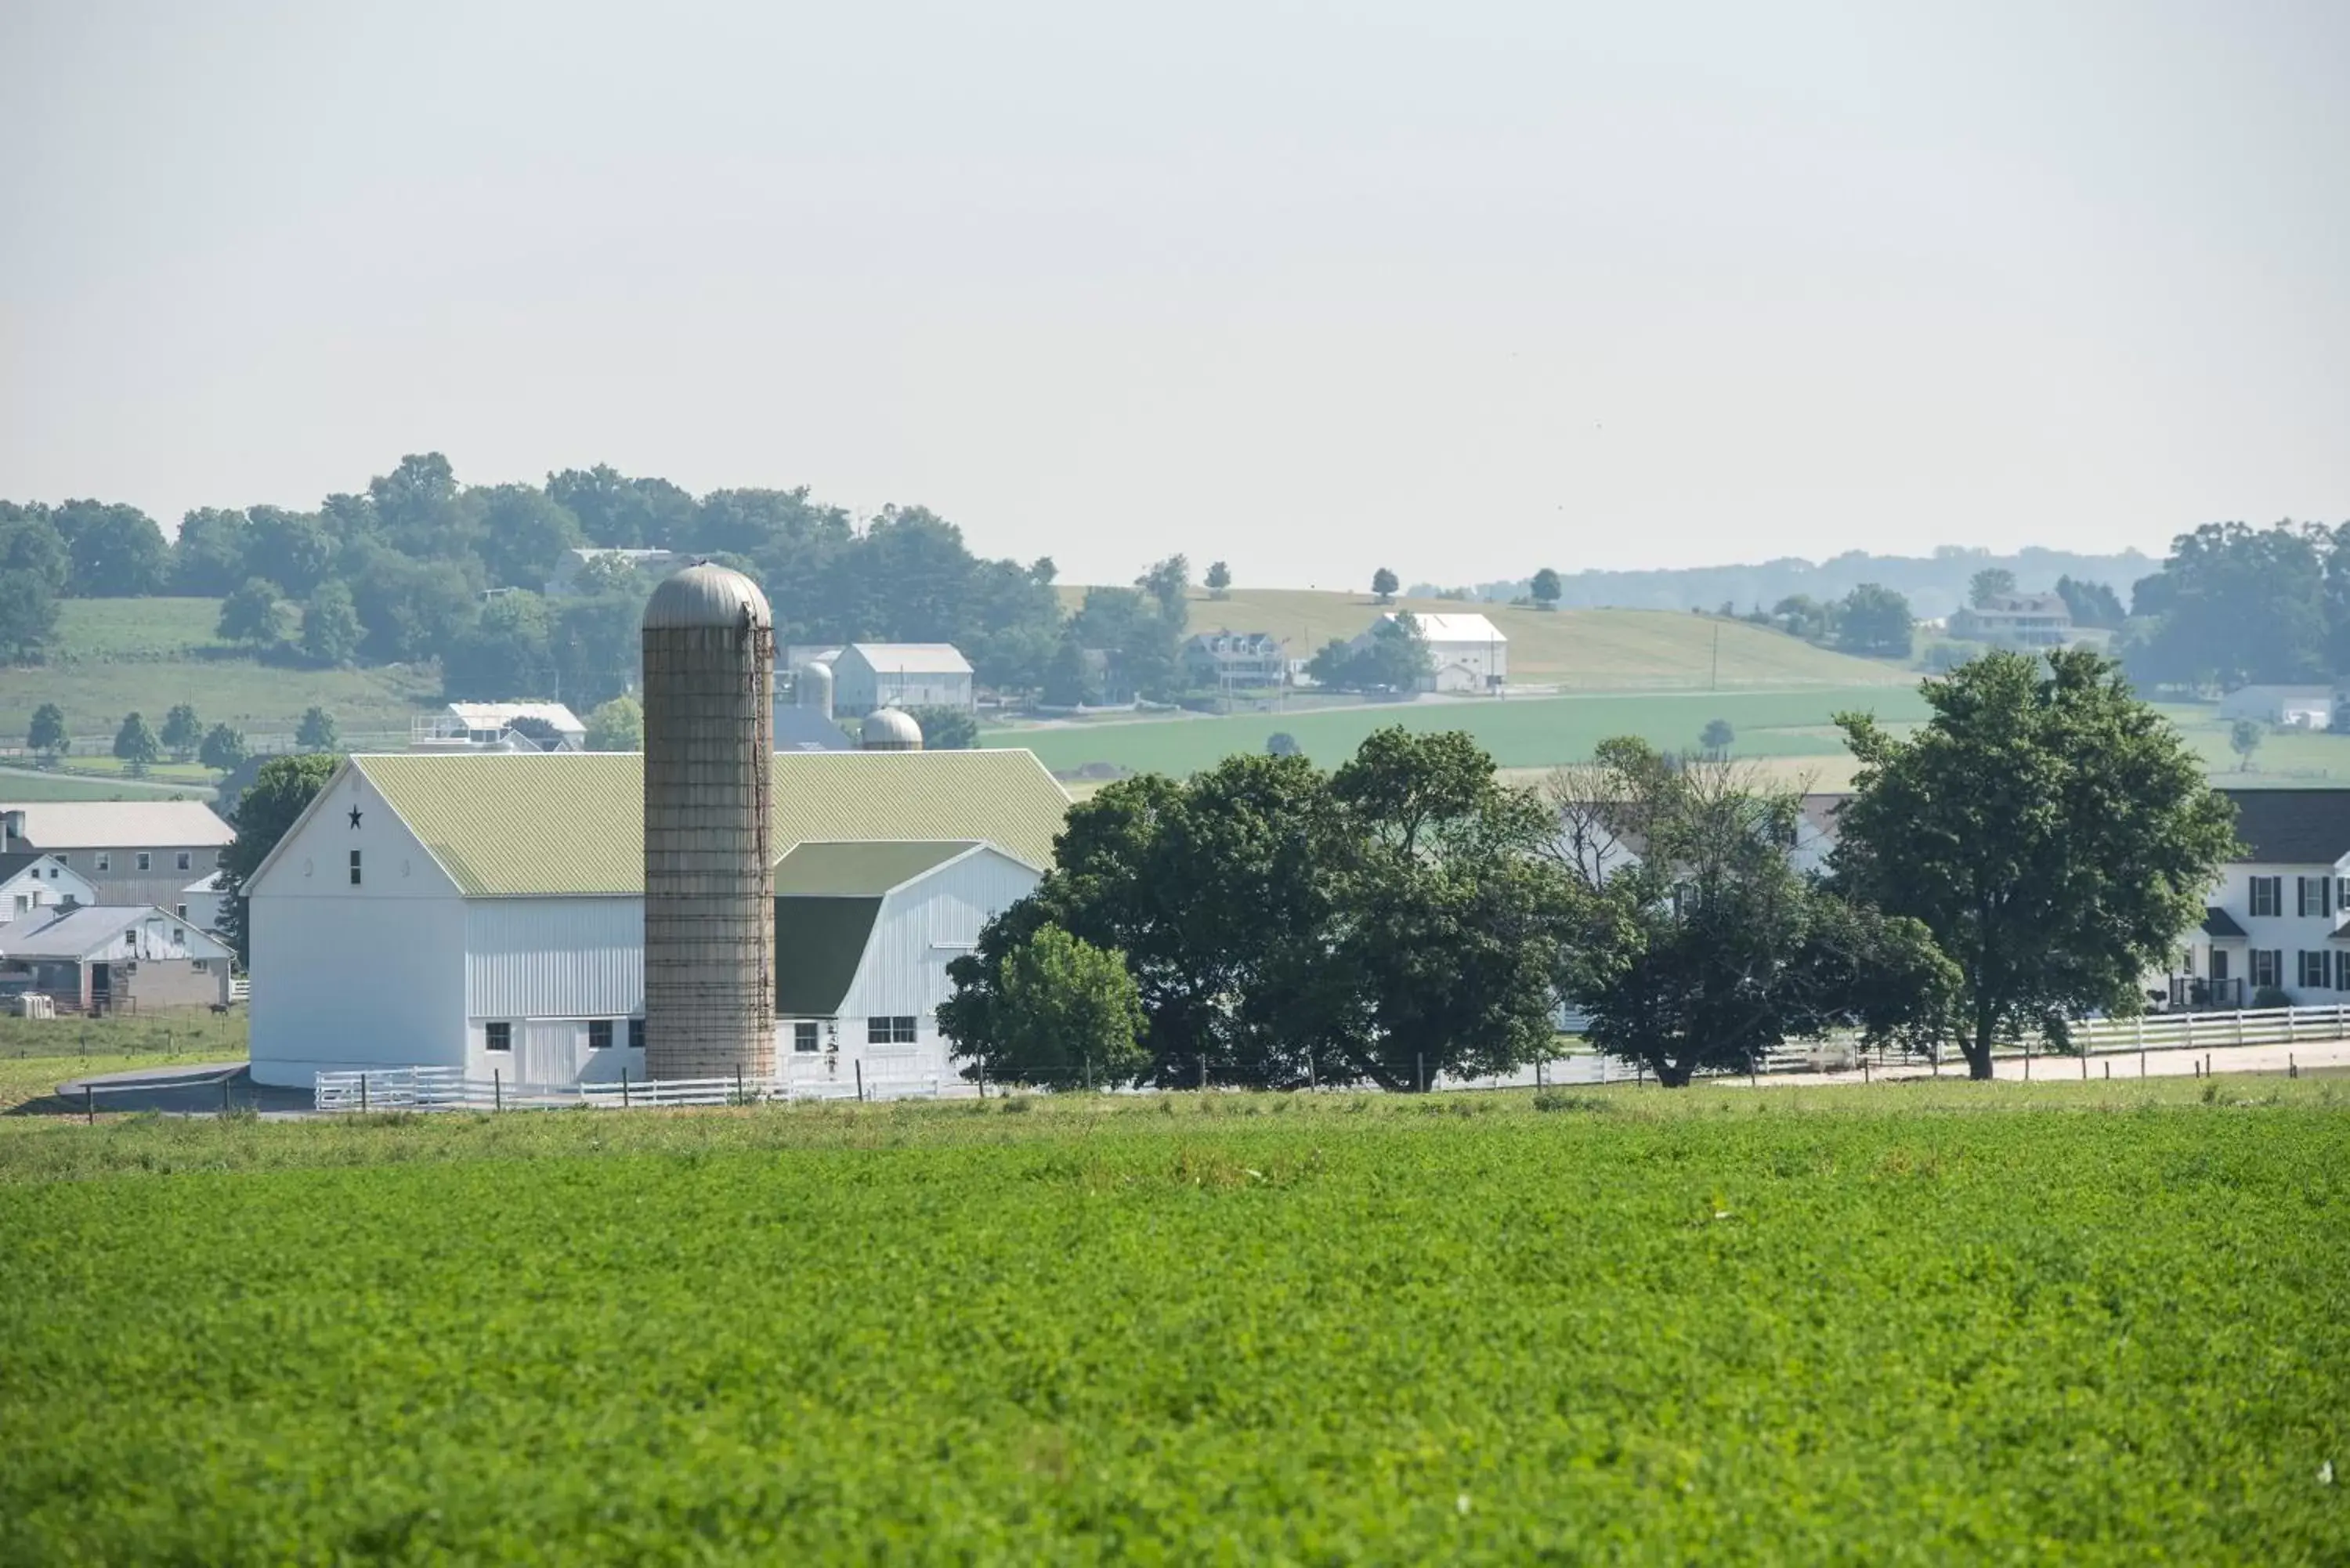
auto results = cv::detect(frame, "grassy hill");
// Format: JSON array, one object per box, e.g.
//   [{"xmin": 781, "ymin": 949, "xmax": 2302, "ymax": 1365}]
[
  {"xmin": 2, "ymin": 598, "xmax": 439, "ymax": 753},
  {"xmin": 1068, "ymin": 586, "xmax": 1913, "ymax": 690},
  {"xmin": 989, "ymin": 685, "xmax": 1929, "ymax": 778}
]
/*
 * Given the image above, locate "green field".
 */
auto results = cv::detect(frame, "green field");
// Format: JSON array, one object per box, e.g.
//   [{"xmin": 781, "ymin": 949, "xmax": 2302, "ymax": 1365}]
[
  {"xmin": 2, "ymin": 598, "xmax": 439, "ymax": 750},
  {"xmin": 1084, "ymin": 586, "xmax": 1913, "ymax": 691},
  {"xmin": 992, "ymin": 685, "xmax": 1931, "ymax": 777},
  {"xmin": 1, "ymin": 1078, "xmax": 2343, "ymax": 1562}
]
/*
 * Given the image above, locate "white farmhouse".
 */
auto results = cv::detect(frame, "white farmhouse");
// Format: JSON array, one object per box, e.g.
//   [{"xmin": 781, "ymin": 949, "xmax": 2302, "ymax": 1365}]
[
  {"xmin": 0, "ymin": 852, "xmax": 99, "ymax": 927},
  {"xmin": 241, "ymin": 750, "xmax": 1068, "ymax": 1089},
  {"xmin": 830, "ymin": 644, "xmax": 976, "ymax": 715},
  {"xmin": 772, "ymin": 840, "xmax": 1041, "ymax": 1093},
  {"xmin": 2166, "ymin": 789, "xmax": 2350, "ymax": 1009},
  {"xmin": 1348, "ymin": 612, "xmax": 1508, "ymax": 693},
  {"xmin": 0, "ymin": 801, "xmax": 236, "ymax": 909}
]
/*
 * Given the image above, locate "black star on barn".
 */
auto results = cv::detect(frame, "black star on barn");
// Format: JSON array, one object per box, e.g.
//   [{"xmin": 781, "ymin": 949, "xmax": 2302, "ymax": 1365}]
[{"xmin": 348, "ymin": 805, "xmax": 363, "ymax": 829}]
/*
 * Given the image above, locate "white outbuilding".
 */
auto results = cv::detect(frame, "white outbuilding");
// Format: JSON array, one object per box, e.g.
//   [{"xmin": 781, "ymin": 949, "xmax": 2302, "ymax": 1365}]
[
  {"xmin": 1347, "ymin": 612, "xmax": 1509, "ymax": 693},
  {"xmin": 830, "ymin": 644, "xmax": 976, "ymax": 715},
  {"xmin": 240, "ymin": 750, "xmax": 1068, "ymax": 1089}
]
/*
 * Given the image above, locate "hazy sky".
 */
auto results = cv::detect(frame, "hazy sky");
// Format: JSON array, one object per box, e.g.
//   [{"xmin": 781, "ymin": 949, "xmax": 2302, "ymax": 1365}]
[{"xmin": 3, "ymin": 1, "xmax": 2345, "ymax": 587}]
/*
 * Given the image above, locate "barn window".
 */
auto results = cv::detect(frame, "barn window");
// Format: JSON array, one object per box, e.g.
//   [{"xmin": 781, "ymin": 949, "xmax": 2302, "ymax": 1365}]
[
  {"xmin": 175, "ymin": 904, "xmax": 188, "ymax": 919},
  {"xmin": 177, "ymin": 851, "xmax": 192, "ymax": 871},
  {"xmin": 588, "ymin": 1019, "xmax": 613, "ymax": 1050},
  {"xmin": 484, "ymin": 1021, "xmax": 512, "ymax": 1053},
  {"xmin": 794, "ymin": 1021, "xmax": 819, "ymax": 1053},
  {"xmin": 349, "ymin": 850, "xmax": 362, "ymax": 886},
  {"xmin": 192, "ymin": 960, "xmax": 210, "ymax": 974},
  {"xmin": 628, "ymin": 1018, "xmax": 645, "ymax": 1051},
  {"xmin": 94, "ymin": 853, "xmax": 108, "ymax": 872},
  {"xmin": 136, "ymin": 852, "xmax": 152, "ymax": 872},
  {"xmin": 867, "ymin": 1016, "xmax": 916, "ymax": 1045}
]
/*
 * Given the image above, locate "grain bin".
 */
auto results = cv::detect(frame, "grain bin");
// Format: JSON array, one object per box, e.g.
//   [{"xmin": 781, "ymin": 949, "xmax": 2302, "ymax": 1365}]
[
  {"xmin": 642, "ymin": 563, "xmax": 776, "ymax": 1081},
  {"xmin": 861, "ymin": 706, "xmax": 923, "ymax": 751}
]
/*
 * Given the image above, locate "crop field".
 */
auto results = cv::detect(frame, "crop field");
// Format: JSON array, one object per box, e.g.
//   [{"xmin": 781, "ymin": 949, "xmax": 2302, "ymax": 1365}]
[
  {"xmin": 992, "ymin": 685, "xmax": 1932, "ymax": 777},
  {"xmin": 1067, "ymin": 586, "xmax": 1913, "ymax": 691},
  {"xmin": 1, "ymin": 1078, "xmax": 2343, "ymax": 1563}
]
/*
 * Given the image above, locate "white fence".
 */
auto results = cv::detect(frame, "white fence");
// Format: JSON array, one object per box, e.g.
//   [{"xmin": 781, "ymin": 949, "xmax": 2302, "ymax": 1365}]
[{"xmin": 314, "ymin": 1061, "xmax": 948, "ymax": 1115}]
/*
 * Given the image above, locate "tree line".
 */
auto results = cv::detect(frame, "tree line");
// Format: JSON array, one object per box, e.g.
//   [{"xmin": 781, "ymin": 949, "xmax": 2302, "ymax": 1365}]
[{"xmin": 942, "ymin": 649, "xmax": 2236, "ymax": 1088}]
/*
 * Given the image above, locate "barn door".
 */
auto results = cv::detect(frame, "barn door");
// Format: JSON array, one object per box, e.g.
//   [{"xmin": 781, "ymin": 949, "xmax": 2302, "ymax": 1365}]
[{"xmin": 521, "ymin": 1022, "xmax": 577, "ymax": 1089}]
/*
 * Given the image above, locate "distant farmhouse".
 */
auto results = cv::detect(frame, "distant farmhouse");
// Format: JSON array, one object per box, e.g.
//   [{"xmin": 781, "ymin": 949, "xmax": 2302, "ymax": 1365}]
[
  {"xmin": 0, "ymin": 802, "xmax": 236, "ymax": 909},
  {"xmin": 0, "ymin": 853, "xmax": 98, "ymax": 928},
  {"xmin": 817, "ymin": 644, "xmax": 976, "ymax": 715},
  {"xmin": 546, "ymin": 547, "xmax": 687, "ymax": 597},
  {"xmin": 1947, "ymin": 592, "xmax": 2072, "ymax": 649},
  {"xmin": 0, "ymin": 905, "xmax": 233, "ymax": 1014},
  {"xmin": 412, "ymin": 702, "xmax": 588, "ymax": 753},
  {"xmin": 1348, "ymin": 611, "xmax": 1508, "ymax": 693},
  {"xmin": 2218, "ymin": 685, "xmax": 2334, "ymax": 730},
  {"xmin": 1183, "ymin": 630, "xmax": 1288, "ymax": 689}
]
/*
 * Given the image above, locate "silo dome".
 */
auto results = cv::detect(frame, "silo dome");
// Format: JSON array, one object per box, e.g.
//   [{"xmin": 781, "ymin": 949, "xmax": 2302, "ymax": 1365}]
[
  {"xmin": 643, "ymin": 562, "xmax": 772, "ymax": 631},
  {"xmin": 862, "ymin": 706, "xmax": 924, "ymax": 751},
  {"xmin": 797, "ymin": 660, "xmax": 834, "ymax": 718}
]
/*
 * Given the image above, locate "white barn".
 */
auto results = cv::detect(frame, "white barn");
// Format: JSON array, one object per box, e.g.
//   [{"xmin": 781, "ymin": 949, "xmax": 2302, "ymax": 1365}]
[
  {"xmin": 242, "ymin": 750, "xmax": 1068, "ymax": 1089},
  {"xmin": 1349, "ymin": 612, "xmax": 1508, "ymax": 693},
  {"xmin": 830, "ymin": 644, "xmax": 976, "ymax": 715}
]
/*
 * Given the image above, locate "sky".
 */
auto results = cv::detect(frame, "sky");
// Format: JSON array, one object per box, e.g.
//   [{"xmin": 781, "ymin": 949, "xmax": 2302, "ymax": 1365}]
[{"xmin": 2, "ymin": 1, "xmax": 2345, "ymax": 587}]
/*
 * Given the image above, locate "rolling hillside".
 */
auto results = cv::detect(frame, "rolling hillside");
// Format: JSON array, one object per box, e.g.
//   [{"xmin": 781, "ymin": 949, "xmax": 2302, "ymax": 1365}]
[
  {"xmin": 1067, "ymin": 586, "xmax": 1912, "ymax": 689},
  {"xmin": 2, "ymin": 598, "xmax": 439, "ymax": 752}
]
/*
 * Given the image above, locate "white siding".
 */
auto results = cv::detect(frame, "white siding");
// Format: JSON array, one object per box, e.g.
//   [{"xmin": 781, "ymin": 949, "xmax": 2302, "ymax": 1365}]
[
  {"xmin": 248, "ymin": 768, "xmax": 469, "ymax": 1087},
  {"xmin": 2179, "ymin": 862, "xmax": 2350, "ymax": 1006},
  {"xmin": 465, "ymin": 898, "xmax": 643, "ymax": 1019}
]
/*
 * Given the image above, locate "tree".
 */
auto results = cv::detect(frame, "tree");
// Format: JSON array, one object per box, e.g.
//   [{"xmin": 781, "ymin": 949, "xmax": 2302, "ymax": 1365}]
[
  {"xmin": 1136, "ymin": 555, "xmax": 1191, "ymax": 630},
  {"xmin": 584, "ymin": 696, "xmax": 642, "ymax": 752},
  {"xmin": 26, "ymin": 703, "xmax": 68, "ymax": 764},
  {"xmin": 939, "ymin": 925, "xmax": 1149, "ymax": 1089},
  {"xmin": 1969, "ymin": 567, "xmax": 2017, "ymax": 606},
  {"xmin": 172, "ymin": 508, "xmax": 252, "ymax": 594},
  {"xmin": 1530, "ymin": 567, "xmax": 1562, "ymax": 611},
  {"xmin": 909, "ymin": 706, "xmax": 979, "ymax": 750},
  {"xmin": 0, "ymin": 572, "xmax": 59, "ymax": 661},
  {"xmin": 302, "ymin": 581, "xmax": 364, "ymax": 667},
  {"xmin": 2128, "ymin": 522, "xmax": 2329, "ymax": 690},
  {"xmin": 52, "ymin": 500, "xmax": 169, "ymax": 595},
  {"xmin": 161, "ymin": 703, "xmax": 203, "ymax": 761},
  {"xmin": 218, "ymin": 579, "xmax": 289, "ymax": 648},
  {"xmin": 442, "ymin": 592, "xmax": 554, "ymax": 701},
  {"xmin": 2054, "ymin": 575, "xmax": 2126, "ymax": 630},
  {"xmin": 242, "ymin": 508, "xmax": 336, "ymax": 596},
  {"xmin": 113, "ymin": 712, "xmax": 161, "ymax": 776},
  {"xmin": 1312, "ymin": 613, "xmax": 1437, "ymax": 693},
  {"xmin": 217, "ymin": 753, "xmax": 339, "ymax": 960},
  {"xmin": 198, "ymin": 724, "xmax": 249, "ymax": 774},
  {"xmin": 1549, "ymin": 741, "xmax": 1957, "ymax": 1086},
  {"xmin": 0, "ymin": 507, "xmax": 71, "ymax": 594},
  {"xmin": 1371, "ymin": 567, "xmax": 1400, "ymax": 604},
  {"xmin": 1835, "ymin": 583, "xmax": 1914, "ymax": 658},
  {"xmin": 1833, "ymin": 649, "xmax": 2238, "ymax": 1078},
  {"xmin": 1266, "ymin": 732, "xmax": 1300, "ymax": 757},
  {"xmin": 1042, "ymin": 638, "xmax": 1103, "ymax": 707},
  {"xmin": 296, "ymin": 706, "xmax": 339, "ymax": 750},
  {"xmin": 1770, "ymin": 594, "xmax": 1836, "ymax": 643},
  {"xmin": 473, "ymin": 484, "xmax": 584, "ymax": 589},
  {"xmin": 2230, "ymin": 717, "xmax": 2264, "ymax": 771},
  {"xmin": 1205, "ymin": 560, "xmax": 1232, "ymax": 600},
  {"xmin": 1700, "ymin": 718, "xmax": 1734, "ymax": 759}
]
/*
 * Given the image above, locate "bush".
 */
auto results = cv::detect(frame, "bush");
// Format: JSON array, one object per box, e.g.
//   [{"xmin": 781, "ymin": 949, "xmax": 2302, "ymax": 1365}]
[{"xmin": 2252, "ymin": 985, "xmax": 2293, "ymax": 1010}]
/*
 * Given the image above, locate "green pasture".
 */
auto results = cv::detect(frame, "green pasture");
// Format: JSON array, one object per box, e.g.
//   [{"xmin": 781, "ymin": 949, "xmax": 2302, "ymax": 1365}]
[
  {"xmin": 993, "ymin": 685, "xmax": 1932, "ymax": 777},
  {"xmin": 1, "ymin": 1078, "xmax": 2342, "ymax": 1563}
]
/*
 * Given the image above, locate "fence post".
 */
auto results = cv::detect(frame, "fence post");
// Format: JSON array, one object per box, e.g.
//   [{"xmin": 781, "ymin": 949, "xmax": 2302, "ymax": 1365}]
[
  {"xmin": 2290, "ymin": 1052, "xmax": 2298, "ymax": 1079},
  {"xmin": 2102, "ymin": 1060, "xmax": 2110, "ymax": 1079},
  {"xmin": 2235, "ymin": 1013, "xmax": 2246, "ymax": 1047},
  {"xmin": 855, "ymin": 1060, "xmax": 865, "ymax": 1102},
  {"xmin": 2205, "ymin": 1051, "xmax": 2212, "ymax": 1077},
  {"xmin": 621, "ymin": 1070, "xmax": 630, "ymax": 1109},
  {"xmin": 1083, "ymin": 1055, "xmax": 1092, "ymax": 1092},
  {"xmin": 1418, "ymin": 1053, "xmax": 1426, "ymax": 1094},
  {"xmin": 978, "ymin": 1060, "xmax": 986, "ymax": 1099},
  {"xmin": 1200, "ymin": 1054, "xmax": 1208, "ymax": 1092},
  {"xmin": 494, "ymin": 1068, "xmax": 502, "ymax": 1112},
  {"xmin": 221, "ymin": 1076, "xmax": 231, "ymax": 1118},
  {"xmin": 1862, "ymin": 1056, "xmax": 1870, "ymax": 1084},
  {"xmin": 735, "ymin": 1064, "xmax": 744, "ymax": 1106},
  {"xmin": 2081, "ymin": 1051, "xmax": 2088, "ymax": 1081},
  {"xmin": 2140, "ymin": 1047, "xmax": 2146, "ymax": 1077},
  {"xmin": 85, "ymin": 1083, "xmax": 94, "ymax": 1124},
  {"xmin": 360, "ymin": 1073, "xmax": 369, "ymax": 1113},
  {"xmin": 2024, "ymin": 1042, "xmax": 2031, "ymax": 1081}
]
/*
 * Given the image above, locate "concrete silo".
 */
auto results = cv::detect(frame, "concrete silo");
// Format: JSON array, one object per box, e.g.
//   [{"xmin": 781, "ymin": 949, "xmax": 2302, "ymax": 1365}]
[
  {"xmin": 642, "ymin": 563, "xmax": 776, "ymax": 1081},
  {"xmin": 861, "ymin": 706, "xmax": 923, "ymax": 751},
  {"xmin": 798, "ymin": 659, "xmax": 834, "ymax": 722}
]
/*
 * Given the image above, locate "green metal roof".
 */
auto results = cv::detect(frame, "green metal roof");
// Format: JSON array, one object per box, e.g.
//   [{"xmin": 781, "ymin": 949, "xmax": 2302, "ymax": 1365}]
[
  {"xmin": 774, "ymin": 897, "xmax": 881, "ymax": 1016},
  {"xmin": 772, "ymin": 840, "xmax": 980, "ymax": 898},
  {"xmin": 347, "ymin": 750, "xmax": 1068, "ymax": 898}
]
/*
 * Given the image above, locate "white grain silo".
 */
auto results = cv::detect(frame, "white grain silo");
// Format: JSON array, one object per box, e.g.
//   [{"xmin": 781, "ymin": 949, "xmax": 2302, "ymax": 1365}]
[
  {"xmin": 861, "ymin": 707, "xmax": 923, "ymax": 751},
  {"xmin": 798, "ymin": 659, "xmax": 834, "ymax": 723},
  {"xmin": 642, "ymin": 563, "xmax": 776, "ymax": 1081}
]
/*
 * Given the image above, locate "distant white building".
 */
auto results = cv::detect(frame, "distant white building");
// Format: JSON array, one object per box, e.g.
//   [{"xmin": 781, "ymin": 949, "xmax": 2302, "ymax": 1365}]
[
  {"xmin": 1348, "ymin": 612, "xmax": 1509, "ymax": 693},
  {"xmin": 0, "ymin": 802, "xmax": 237, "ymax": 909},
  {"xmin": 0, "ymin": 905, "xmax": 234, "ymax": 1013},
  {"xmin": 179, "ymin": 871, "xmax": 229, "ymax": 931},
  {"xmin": 2218, "ymin": 685, "xmax": 2334, "ymax": 730},
  {"xmin": 0, "ymin": 853, "xmax": 98, "ymax": 927},
  {"xmin": 830, "ymin": 644, "xmax": 977, "ymax": 715},
  {"xmin": 1947, "ymin": 592, "xmax": 2072, "ymax": 649},
  {"xmin": 240, "ymin": 750, "xmax": 1070, "ymax": 1089},
  {"xmin": 412, "ymin": 702, "xmax": 588, "ymax": 753}
]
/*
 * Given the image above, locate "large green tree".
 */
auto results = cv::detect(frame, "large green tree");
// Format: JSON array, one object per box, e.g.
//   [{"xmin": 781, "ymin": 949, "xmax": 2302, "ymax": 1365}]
[
  {"xmin": 1549, "ymin": 740, "xmax": 1956, "ymax": 1086},
  {"xmin": 1832, "ymin": 649, "xmax": 2238, "ymax": 1078},
  {"xmin": 217, "ymin": 753, "xmax": 340, "ymax": 959},
  {"xmin": 52, "ymin": 500, "xmax": 169, "ymax": 595},
  {"xmin": 198, "ymin": 724, "xmax": 249, "ymax": 774},
  {"xmin": 1836, "ymin": 583, "xmax": 1914, "ymax": 658},
  {"xmin": 302, "ymin": 581, "xmax": 364, "ymax": 666},
  {"xmin": 941, "ymin": 925, "xmax": 1148, "ymax": 1089},
  {"xmin": 1969, "ymin": 567, "xmax": 2017, "ymax": 606},
  {"xmin": 295, "ymin": 706, "xmax": 339, "ymax": 750},
  {"xmin": 160, "ymin": 703, "xmax": 203, "ymax": 761},
  {"xmin": 583, "ymin": 696, "xmax": 642, "ymax": 752},
  {"xmin": 113, "ymin": 712, "xmax": 161, "ymax": 775},
  {"xmin": 0, "ymin": 572, "xmax": 59, "ymax": 661},
  {"xmin": 218, "ymin": 579, "xmax": 289, "ymax": 647},
  {"xmin": 26, "ymin": 703, "xmax": 69, "ymax": 761}
]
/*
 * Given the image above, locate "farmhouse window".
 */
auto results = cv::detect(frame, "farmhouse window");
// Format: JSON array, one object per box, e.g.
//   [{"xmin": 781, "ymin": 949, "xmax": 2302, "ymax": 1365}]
[
  {"xmin": 175, "ymin": 904, "xmax": 187, "ymax": 919},
  {"xmin": 794, "ymin": 1021, "xmax": 819, "ymax": 1053},
  {"xmin": 2335, "ymin": 952, "xmax": 2350, "ymax": 992},
  {"xmin": 588, "ymin": 1019, "xmax": 613, "ymax": 1050},
  {"xmin": 2299, "ymin": 951, "xmax": 2329, "ymax": 988},
  {"xmin": 176, "ymin": 851, "xmax": 192, "ymax": 871},
  {"xmin": 2250, "ymin": 877, "xmax": 2282, "ymax": 917},
  {"xmin": 136, "ymin": 852, "xmax": 152, "ymax": 872},
  {"xmin": 93, "ymin": 854, "xmax": 108, "ymax": 872},
  {"xmin": 629, "ymin": 1018, "xmax": 645, "ymax": 1051},
  {"xmin": 349, "ymin": 850, "xmax": 362, "ymax": 886},
  {"xmin": 867, "ymin": 1016, "xmax": 917, "ymax": 1046},
  {"xmin": 2300, "ymin": 877, "xmax": 2333, "ymax": 918},
  {"xmin": 484, "ymin": 1021, "xmax": 512, "ymax": 1053},
  {"xmin": 2251, "ymin": 950, "xmax": 2282, "ymax": 990}
]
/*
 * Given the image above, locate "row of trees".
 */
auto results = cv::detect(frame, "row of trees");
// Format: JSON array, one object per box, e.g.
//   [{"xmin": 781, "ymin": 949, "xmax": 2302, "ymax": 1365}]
[
  {"xmin": 24, "ymin": 703, "xmax": 341, "ymax": 769},
  {"xmin": 1735, "ymin": 583, "xmax": 1917, "ymax": 657},
  {"xmin": 942, "ymin": 650, "xmax": 2238, "ymax": 1087}
]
